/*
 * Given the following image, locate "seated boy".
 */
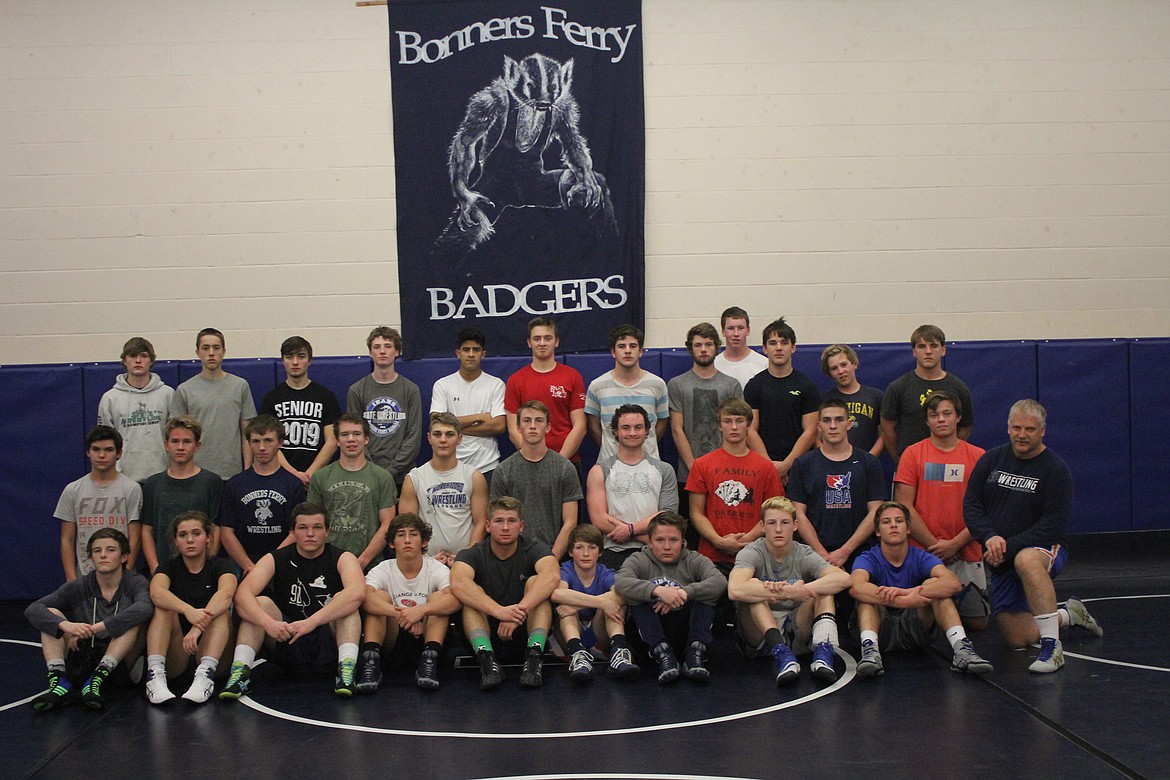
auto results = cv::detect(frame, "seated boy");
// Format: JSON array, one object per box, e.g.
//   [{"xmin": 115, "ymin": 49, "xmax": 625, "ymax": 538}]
[
  {"xmin": 357, "ymin": 513, "xmax": 461, "ymax": 692},
  {"xmin": 144, "ymin": 510, "xmax": 237, "ymax": 705},
  {"xmin": 450, "ymin": 497, "xmax": 560, "ymax": 690},
  {"xmin": 614, "ymin": 511, "xmax": 725, "ymax": 684},
  {"xmin": 26, "ymin": 528, "xmax": 153, "ymax": 711},
  {"xmin": 850, "ymin": 501, "xmax": 993, "ymax": 678},
  {"xmin": 220, "ymin": 502, "xmax": 365, "ymax": 699},
  {"xmin": 728, "ymin": 497, "xmax": 850, "ymax": 685},
  {"xmin": 552, "ymin": 524, "xmax": 639, "ymax": 682}
]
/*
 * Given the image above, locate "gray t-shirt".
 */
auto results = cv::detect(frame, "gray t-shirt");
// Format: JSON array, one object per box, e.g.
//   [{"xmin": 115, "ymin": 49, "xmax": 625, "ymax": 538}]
[
  {"xmin": 347, "ymin": 374, "xmax": 422, "ymax": 483},
  {"xmin": 733, "ymin": 538, "xmax": 829, "ymax": 612},
  {"xmin": 490, "ymin": 450, "xmax": 583, "ymax": 551},
  {"xmin": 170, "ymin": 373, "xmax": 256, "ymax": 480},
  {"xmin": 667, "ymin": 369, "xmax": 743, "ymax": 482},
  {"xmin": 595, "ymin": 455, "xmax": 678, "ymax": 552},
  {"xmin": 54, "ymin": 474, "xmax": 142, "ymax": 575}
]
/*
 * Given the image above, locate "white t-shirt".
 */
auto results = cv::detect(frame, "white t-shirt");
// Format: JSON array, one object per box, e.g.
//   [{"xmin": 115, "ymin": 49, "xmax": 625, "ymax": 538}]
[
  {"xmin": 714, "ymin": 349, "xmax": 769, "ymax": 389},
  {"xmin": 406, "ymin": 460, "xmax": 477, "ymax": 557},
  {"xmin": 429, "ymin": 371, "xmax": 506, "ymax": 473},
  {"xmin": 365, "ymin": 555, "xmax": 451, "ymax": 608}
]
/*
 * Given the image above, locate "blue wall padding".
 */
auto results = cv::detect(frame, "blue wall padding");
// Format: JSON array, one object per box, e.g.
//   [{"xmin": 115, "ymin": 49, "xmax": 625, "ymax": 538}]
[
  {"xmin": 1, "ymin": 365, "xmax": 87, "ymax": 599},
  {"xmin": 947, "ymin": 341, "xmax": 1040, "ymax": 452},
  {"xmin": 2, "ymin": 338, "xmax": 1159, "ymax": 600},
  {"xmin": 1127, "ymin": 340, "xmax": 1170, "ymax": 531},
  {"xmin": 1037, "ymin": 340, "xmax": 1131, "ymax": 533}
]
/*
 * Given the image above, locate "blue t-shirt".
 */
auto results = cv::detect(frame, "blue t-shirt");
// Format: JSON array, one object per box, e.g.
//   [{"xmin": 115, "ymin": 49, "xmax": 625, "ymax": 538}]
[
  {"xmin": 219, "ymin": 468, "xmax": 307, "ymax": 560},
  {"xmin": 852, "ymin": 545, "xmax": 942, "ymax": 590},
  {"xmin": 787, "ymin": 448, "xmax": 886, "ymax": 550},
  {"xmin": 560, "ymin": 560, "xmax": 616, "ymax": 623}
]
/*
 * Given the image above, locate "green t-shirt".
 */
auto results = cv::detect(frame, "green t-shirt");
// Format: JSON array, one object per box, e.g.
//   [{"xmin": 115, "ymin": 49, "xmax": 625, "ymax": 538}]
[{"xmin": 308, "ymin": 461, "xmax": 397, "ymax": 559}]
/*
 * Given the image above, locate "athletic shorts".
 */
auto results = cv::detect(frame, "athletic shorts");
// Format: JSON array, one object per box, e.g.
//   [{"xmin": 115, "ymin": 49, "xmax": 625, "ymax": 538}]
[
  {"xmin": 268, "ymin": 622, "xmax": 336, "ymax": 672},
  {"xmin": 735, "ymin": 608, "xmax": 813, "ymax": 657},
  {"xmin": 990, "ymin": 545, "xmax": 1067, "ymax": 616},
  {"xmin": 949, "ymin": 559, "xmax": 991, "ymax": 619}
]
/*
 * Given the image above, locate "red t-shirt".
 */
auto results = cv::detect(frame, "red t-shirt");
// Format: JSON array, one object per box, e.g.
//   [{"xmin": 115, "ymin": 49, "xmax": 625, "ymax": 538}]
[
  {"xmin": 685, "ymin": 447, "xmax": 784, "ymax": 564},
  {"xmin": 894, "ymin": 438, "xmax": 985, "ymax": 562},
  {"xmin": 505, "ymin": 363, "xmax": 586, "ymax": 461}
]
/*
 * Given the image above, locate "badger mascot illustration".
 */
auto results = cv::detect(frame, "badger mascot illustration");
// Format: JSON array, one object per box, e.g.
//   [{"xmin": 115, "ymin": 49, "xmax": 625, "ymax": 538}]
[{"xmin": 436, "ymin": 53, "xmax": 618, "ymax": 252}]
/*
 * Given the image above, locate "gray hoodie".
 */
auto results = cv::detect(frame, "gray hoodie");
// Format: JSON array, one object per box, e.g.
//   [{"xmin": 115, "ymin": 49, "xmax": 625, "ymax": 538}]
[
  {"xmin": 97, "ymin": 373, "xmax": 174, "ymax": 482},
  {"xmin": 614, "ymin": 546, "xmax": 726, "ymax": 606}
]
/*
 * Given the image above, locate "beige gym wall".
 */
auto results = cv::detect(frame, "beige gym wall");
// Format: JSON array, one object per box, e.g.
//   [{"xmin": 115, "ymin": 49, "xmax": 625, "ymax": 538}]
[{"xmin": 1, "ymin": 1, "xmax": 1167, "ymax": 364}]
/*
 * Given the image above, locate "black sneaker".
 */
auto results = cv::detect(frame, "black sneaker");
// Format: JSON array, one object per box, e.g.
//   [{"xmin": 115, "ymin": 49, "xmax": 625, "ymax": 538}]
[
  {"xmin": 607, "ymin": 646, "xmax": 640, "ymax": 680},
  {"xmin": 651, "ymin": 642, "xmax": 680, "ymax": 684},
  {"xmin": 415, "ymin": 648, "xmax": 440, "ymax": 691},
  {"xmin": 683, "ymin": 641, "xmax": 710, "ymax": 684},
  {"xmin": 81, "ymin": 666, "xmax": 110, "ymax": 710},
  {"xmin": 31, "ymin": 672, "xmax": 75, "ymax": 712},
  {"xmin": 519, "ymin": 647, "xmax": 544, "ymax": 688},
  {"xmin": 355, "ymin": 650, "xmax": 381, "ymax": 694},
  {"xmin": 218, "ymin": 663, "xmax": 252, "ymax": 701},
  {"xmin": 476, "ymin": 649, "xmax": 503, "ymax": 691}
]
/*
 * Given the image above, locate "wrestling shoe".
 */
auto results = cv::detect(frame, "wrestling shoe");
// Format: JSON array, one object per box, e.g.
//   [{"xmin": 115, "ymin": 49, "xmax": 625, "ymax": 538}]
[
  {"xmin": 1029, "ymin": 637, "xmax": 1065, "ymax": 674},
  {"xmin": 31, "ymin": 672, "xmax": 75, "ymax": 712},
  {"xmin": 683, "ymin": 641, "xmax": 710, "ymax": 684},
  {"xmin": 519, "ymin": 647, "xmax": 544, "ymax": 688},
  {"xmin": 476, "ymin": 649, "xmax": 503, "ymax": 691},
  {"xmin": 651, "ymin": 642, "xmax": 680, "ymax": 684},
  {"xmin": 568, "ymin": 648, "xmax": 594, "ymax": 683},
  {"xmin": 145, "ymin": 668, "xmax": 176, "ymax": 705},
  {"xmin": 334, "ymin": 658, "xmax": 356, "ymax": 697},
  {"xmin": 355, "ymin": 649, "xmax": 382, "ymax": 694},
  {"xmin": 951, "ymin": 638, "xmax": 993, "ymax": 676},
  {"xmin": 856, "ymin": 639, "xmax": 884, "ymax": 678},
  {"xmin": 772, "ymin": 642, "xmax": 800, "ymax": 685},
  {"xmin": 415, "ymin": 648, "xmax": 440, "ymax": 691},
  {"xmin": 810, "ymin": 641, "xmax": 838, "ymax": 682},
  {"xmin": 181, "ymin": 667, "xmax": 216, "ymax": 704},
  {"xmin": 218, "ymin": 663, "xmax": 251, "ymax": 700},
  {"xmin": 81, "ymin": 666, "xmax": 110, "ymax": 710},
  {"xmin": 1065, "ymin": 598, "xmax": 1104, "ymax": 637},
  {"xmin": 607, "ymin": 646, "xmax": 640, "ymax": 680}
]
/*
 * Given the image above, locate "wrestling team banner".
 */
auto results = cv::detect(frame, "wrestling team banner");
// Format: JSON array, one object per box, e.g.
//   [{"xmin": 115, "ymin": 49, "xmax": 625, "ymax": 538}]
[{"xmin": 387, "ymin": 0, "xmax": 645, "ymax": 358}]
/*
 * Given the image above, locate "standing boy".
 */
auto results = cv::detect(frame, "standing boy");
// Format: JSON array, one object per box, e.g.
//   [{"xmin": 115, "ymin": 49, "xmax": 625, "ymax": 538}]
[
  {"xmin": 55, "ymin": 426, "xmax": 142, "ymax": 579},
  {"xmin": 170, "ymin": 328, "xmax": 256, "ymax": 480},
  {"xmin": 260, "ymin": 336, "xmax": 341, "ymax": 486},
  {"xmin": 429, "ymin": 327, "xmax": 507, "ymax": 483},
  {"xmin": 97, "ymin": 336, "xmax": 173, "ymax": 482},
  {"xmin": 347, "ymin": 326, "xmax": 422, "ymax": 490}
]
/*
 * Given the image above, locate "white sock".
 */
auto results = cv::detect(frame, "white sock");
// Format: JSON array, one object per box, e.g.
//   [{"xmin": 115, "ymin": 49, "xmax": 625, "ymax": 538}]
[
  {"xmin": 232, "ymin": 645, "xmax": 257, "ymax": 668},
  {"xmin": 811, "ymin": 613, "xmax": 838, "ymax": 646},
  {"xmin": 860, "ymin": 630, "xmax": 879, "ymax": 646},
  {"xmin": 338, "ymin": 642, "xmax": 359, "ymax": 664},
  {"xmin": 1034, "ymin": 611, "xmax": 1060, "ymax": 640},
  {"xmin": 1057, "ymin": 608, "xmax": 1071, "ymax": 628},
  {"xmin": 196, "ymin": 656, "xmax": 218, "ymax": 677},
  {"xmin": 147, "ymin": 654, "xmax": 166, "ymax": 677},
  {"xmin": 945, "ymin": 625, "xmax": 968, "ymax": 652}
]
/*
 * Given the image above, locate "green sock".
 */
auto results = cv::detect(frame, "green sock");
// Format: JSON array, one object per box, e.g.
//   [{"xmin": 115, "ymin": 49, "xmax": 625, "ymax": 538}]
[
  {"xmin": 528, "ymin": 629, "xmax": 547, "ymax": 651},
  {"xmin": 469, "ymin": 631, "xmax": 493, "ymax": 654}
]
